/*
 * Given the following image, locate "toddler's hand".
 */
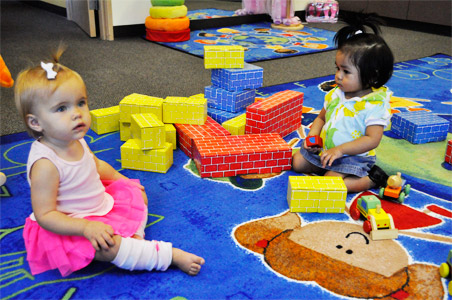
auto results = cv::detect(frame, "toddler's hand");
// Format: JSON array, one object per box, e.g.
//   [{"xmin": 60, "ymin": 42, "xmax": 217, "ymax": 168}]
[
  {"xmin": 320, "ymin": 147, "xmax": 343, "ymax": 168},
  {"xmin": 129, "ymin": 180, "xmax": 145, "ymax": 191},
  {"xmin": 83, "ymin": 221, "xmax": 115, "ymax": 251}
]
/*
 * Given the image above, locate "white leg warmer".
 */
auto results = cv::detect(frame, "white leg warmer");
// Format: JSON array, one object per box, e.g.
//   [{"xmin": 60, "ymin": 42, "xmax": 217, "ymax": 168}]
[
  {"xmin": 112, "ymin": 237, "xmax": 172, "ymax": 271},
  {"xmin": 134, "ymin": 207, "xmax": 148, "ymax": 238}
]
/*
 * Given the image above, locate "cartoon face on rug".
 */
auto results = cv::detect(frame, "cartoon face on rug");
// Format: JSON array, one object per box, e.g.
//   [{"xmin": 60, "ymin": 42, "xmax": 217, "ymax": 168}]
[{"xmin": 232, "ymin": 211, "xmax": 444, "ymax": 299}]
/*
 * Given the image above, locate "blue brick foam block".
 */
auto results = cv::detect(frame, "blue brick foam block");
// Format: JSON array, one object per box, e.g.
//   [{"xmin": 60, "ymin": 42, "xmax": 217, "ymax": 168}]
[
  {"xmin": 205, "ymin": 85, "xmax": 255, "ymax": 113},
  {"xmin": 211, "ymin": 63, "xmax": 264, "ymax": 92},
  {"xmin": 207, "ymin": 107, "xmax": 246, "ymax": 124},
  {"xmin": 391, "ymin": 110, "xmax": 449, "ymax": 144}
]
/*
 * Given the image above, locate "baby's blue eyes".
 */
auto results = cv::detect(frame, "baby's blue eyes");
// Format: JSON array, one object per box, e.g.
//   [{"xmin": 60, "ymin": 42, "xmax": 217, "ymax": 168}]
[{"xmin": 56, "ymin": 106, "xmax": 67, "ymax": 112}]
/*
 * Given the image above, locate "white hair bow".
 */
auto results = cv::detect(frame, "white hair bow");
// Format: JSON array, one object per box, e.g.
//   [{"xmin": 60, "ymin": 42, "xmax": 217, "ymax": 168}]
[{"xmin": 41, "ymin": 62, "xmax": 57, "ymax": 79}]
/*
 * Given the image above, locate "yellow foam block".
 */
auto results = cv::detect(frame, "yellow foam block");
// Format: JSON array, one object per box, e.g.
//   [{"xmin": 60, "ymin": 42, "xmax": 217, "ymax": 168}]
[
  {"xmin": 149, "ymin": 5, "xmax": 187, "ymax": 19},
  {"xmin": 120, "ymin": 122, "xmax": 131, "ymax": 141},
  {"xmin": 165, "ymin": 124, "xmax": 177, "ymax": 150},
  {"xmin": 131, "ymin": 113, "xmax": 165, "ymax": 150},
  {"xmin": 90, "ymin": 106, "xmax": 120, "ymax": 135},
  {"xmin": 222, "ymin": 113, "xmax": 246, "ymax": 135},
  {"xmin": 121, "ymin": 139, "xmax": 173, "ymax": 173},
  {"xmin": 145, "ymin": 16, "xmax": 189, "ymax": 31},
  {"xmin": 287, "ymin": 176, "xmax": 347, "ymax": 213},
  {"xmin": 162, "ymin": 95, "xmax": 207, "ymax": 125},
  {"xmin": 204, "ymin": 45, "xmax": 244, "ymax": 69},
  {"xmin": 119, "ymin": 93, "xmax": 164, "ymax": 122}
]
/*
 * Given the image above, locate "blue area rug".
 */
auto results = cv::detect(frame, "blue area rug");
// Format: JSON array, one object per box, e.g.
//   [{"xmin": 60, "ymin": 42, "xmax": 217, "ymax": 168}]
[
  {"xmin": 156, "ymin": 21, "xmax": 336, "ymax": 62},
  {"xmin": 187, "ymin": 8, "xmax": 236, "ymax": 20},
  {"xmin": 1, "ymin": 54, "xmax": 451, "ymax": 299}
]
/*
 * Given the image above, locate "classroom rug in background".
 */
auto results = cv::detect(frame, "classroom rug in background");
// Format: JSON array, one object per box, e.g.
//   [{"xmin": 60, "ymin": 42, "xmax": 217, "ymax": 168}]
[
  {"xmin": 1, "ymin": 54, "xmax": 451, "ymax": 300},
  {"xmin": 187, "ymin": 8, "xmax": 237, "ymax": 20},
  {"xmin": 154, "ymin": 21, "xmax": 336, "ymax": 62}
]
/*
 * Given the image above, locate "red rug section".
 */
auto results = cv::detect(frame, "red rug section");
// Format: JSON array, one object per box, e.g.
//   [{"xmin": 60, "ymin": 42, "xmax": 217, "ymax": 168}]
[{"xmin": 426, "ymin": 204, "xmax": 452, "ymax": 219}]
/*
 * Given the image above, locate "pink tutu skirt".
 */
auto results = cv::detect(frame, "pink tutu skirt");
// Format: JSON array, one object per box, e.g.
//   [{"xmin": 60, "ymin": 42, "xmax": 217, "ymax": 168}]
[{"xmin": 23, "ymin": 179, "xmax": 146, "ymax": 277}]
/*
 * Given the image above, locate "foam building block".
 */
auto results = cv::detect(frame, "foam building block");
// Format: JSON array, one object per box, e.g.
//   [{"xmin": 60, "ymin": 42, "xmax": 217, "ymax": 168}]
[
  {"xmin": 90, "ymin": 106, "xmax": 120, "ymax": 135},
  {"xmin": 165, "ymin": 124, "xmax": 177, "ymax": 150},
  {"xmin": 245, "ymin": 90, "xmax": 304, "ymax": 137},
  {"xmin": 391, "ymin": 110, "xmax": 449, "ymax": 144},
  {"xmin": 192, "ymin": 133, "xmax": 292, "ymax": 178},
  {"xmin": 163, "ymin": 95, "xmax": 207, "ymax": 125},
  {"xmin": 222, "ymin": 113, "xmax": 246, "ymax": 135},
  {"xmin": 131, "ymin": 113, "xmax": 166, "ymax": 150},
  {"xmin": 120, "ymin": 122, "xmax": 131, "ymax": 142},
  {"xmin": 445, "ymin": 139, "xmax": 452, "ymax": 164},
  {"xmin": 174, "ymin": 116, "xmax": 230, "ymax": 158},
  {"xmin": 121, "ymin": 139, "xmax": 173, "ymax": 173},
  {"xmin": 211, "ymin": 63, "xmax": 263, "ymax": 92},
  {"xmin": 205, "ymin": 85, "xmax": 255, "ymax": 113},
  {"xmin": 287, "ymin": 176, "xmax": 347, "ymax": 213},
  {"xmin": 119, "ymin": 93, "xmax": 164, "ymax": 122},
  {"xmin": 207, "ymin": 107, "xmax": 246, "ymax": 124},
  {"xmin": 204, "ymin": 45, "xmax": 244, "ymax": 69}
]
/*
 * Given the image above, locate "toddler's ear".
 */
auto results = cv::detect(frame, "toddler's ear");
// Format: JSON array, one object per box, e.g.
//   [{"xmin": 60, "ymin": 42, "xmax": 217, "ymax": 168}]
[{"xmin": 26, "ymin": 114, "xmax": 42, "ymax": 132}]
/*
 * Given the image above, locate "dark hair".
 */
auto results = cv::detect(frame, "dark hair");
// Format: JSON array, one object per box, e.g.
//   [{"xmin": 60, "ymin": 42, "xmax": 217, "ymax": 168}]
[{"xmin": 333, "ymin": 12, "xmax": 394, "ymax": 89}]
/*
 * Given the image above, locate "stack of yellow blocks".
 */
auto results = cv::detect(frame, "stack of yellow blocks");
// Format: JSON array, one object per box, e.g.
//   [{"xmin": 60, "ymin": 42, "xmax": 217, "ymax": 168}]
[
  {"xmin": 163, "ymin": 94, "xmax": 207, "ymax": 125},
  {"xmin": 119, "ymin": 93, "xmax": 164, "ymax": 141},
  {"xmin": 121, "ymin": 113, "xmax": 173, "ymax": 173},
  {"xmin": 222, "ymin": 113, "xmax": 246, "ymax": 135},
  {"xmin": 204, "ymin": 45, "xmax": 244, "ymax": 69},
  {"xmin": 287, "ymin": 176, "xmax": 347, "ymax": 213},
  {"xmin": 90, "ymin": 106, "xmax": 120, "ymax": 135}
]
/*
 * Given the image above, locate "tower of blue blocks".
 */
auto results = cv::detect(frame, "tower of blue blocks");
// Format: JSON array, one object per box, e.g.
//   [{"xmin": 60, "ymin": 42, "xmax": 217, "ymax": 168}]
[
  {"xmin": 391, "ymin": 110, "xmax": 449, "ymax": 144},
  {"xmin": 205, "ymin": 62, "xmax": 264, "ymax": 124}
]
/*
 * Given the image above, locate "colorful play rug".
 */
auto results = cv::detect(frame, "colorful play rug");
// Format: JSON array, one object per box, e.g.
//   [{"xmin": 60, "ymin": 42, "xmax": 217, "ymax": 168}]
[
  {"xmin": 154, "ymin": 21, "xmax": 336, "ymax": 62},
  {"xmin": 187, "ymin": 8, "xmax": 237, "ymax": 20},
  {"xmin": 1, "ymin": 54, "xmax": 451, "ymax": 299}
]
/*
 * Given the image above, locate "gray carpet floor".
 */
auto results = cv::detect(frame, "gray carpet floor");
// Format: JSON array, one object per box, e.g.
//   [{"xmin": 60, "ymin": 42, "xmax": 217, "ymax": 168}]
[{"xmin": 1, "ymin": 0, "xmax": 451, "ymax": 136}]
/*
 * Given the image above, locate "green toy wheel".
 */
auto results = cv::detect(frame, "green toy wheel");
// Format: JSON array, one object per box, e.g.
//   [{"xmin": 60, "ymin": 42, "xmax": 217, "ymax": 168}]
[
  {"xmin": 440, "ymin": 262, "xmax": 450, "ymax": 278},
  {"xmin": 379, "ymin": 187, "xmax": 384, "ymax": 198},
  {"xmin": 363, "ymin": 220, "xmax": 372, "ymax": 234},
  {"xmin": 398, "ymin": 192, "xmax": 405, "ymax": 204},
  {"xmin": 404, "ymin": 184, "xmax": 411, "ymax": 196}
]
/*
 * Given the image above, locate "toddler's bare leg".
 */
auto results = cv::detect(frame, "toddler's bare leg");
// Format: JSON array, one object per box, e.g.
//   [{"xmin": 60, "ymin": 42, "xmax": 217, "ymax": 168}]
[
  {"xmin": 172, "ymin": 248, "xmax": 205, "ymax": 276},
  {"xmin": 325, "ymin": 170, "xmax": 374, "ymax": 193},
  {"xmin": 292, "ymin": 150, "xmax": 323, "ymax": 174}
]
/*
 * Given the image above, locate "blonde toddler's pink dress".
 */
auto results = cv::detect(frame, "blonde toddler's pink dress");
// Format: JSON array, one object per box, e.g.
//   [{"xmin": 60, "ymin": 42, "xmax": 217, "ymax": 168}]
[{"xmin": 23, "ymin": 138, "xmax": 146, "ymax": 277}]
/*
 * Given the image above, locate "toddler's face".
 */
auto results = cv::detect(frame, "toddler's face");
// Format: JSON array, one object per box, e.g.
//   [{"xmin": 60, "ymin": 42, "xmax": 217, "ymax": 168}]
[
  {"xmin": 32, "ymin": 76, "xmax": 91, "ymax": 143},
  {"xmin": 334, "ymin": 51, "xmax": 368, "ymax": 99}
]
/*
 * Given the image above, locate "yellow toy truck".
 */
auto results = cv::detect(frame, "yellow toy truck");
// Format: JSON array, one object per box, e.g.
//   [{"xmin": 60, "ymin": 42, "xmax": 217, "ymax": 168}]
[{"xmin": 350, "ymin": 195, "xmax": 398, "ymax": 240}]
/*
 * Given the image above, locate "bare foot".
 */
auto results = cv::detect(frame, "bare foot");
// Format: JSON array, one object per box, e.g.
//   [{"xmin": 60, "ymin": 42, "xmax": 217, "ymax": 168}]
[{"xmin": 172, "ymin": 248, "xmax": 205, "ymax": 276}]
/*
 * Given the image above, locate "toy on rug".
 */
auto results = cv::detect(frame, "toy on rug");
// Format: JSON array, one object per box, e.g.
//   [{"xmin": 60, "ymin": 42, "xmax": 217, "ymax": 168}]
[
  {"xmin": 0, "ymin": 54, "xmax": 13, "ymax": 186},
  {"xmin": 378, "ymin": 172, "xmax": 411, "ymax": 203},
  {"xmin": 0, "ymin": 54, "xmax": 14, "ymax": 88},
  {"xmin": 306, "ymin": 0, "xmax": 338, "ymax": 23},
  {"xmin": 439, "ymin": 249, "xmax": 452, "ymax": 295},
  {"xmin": 350, "ymin": 195, "xmax": 398, "ymax": 240},
  {"xmin": 235, "ymin": 0, "xmax": 303, "ymax": 30},
  {"xmin": 145, "ymin": 0, "xmax": 190, "ymax": 42},
  {"xmin": 0, "ymin": 172, "xmax": 6, "ymax": 187}
]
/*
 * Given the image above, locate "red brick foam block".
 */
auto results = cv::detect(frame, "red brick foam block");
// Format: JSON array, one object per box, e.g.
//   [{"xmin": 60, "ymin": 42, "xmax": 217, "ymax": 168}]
[
  {"xmin": 245, "ymin": 90, "xmax": 303, "ymax": 137},
  {"xmin": 192, "ymin": 133, "xmax": 292, "ymax": 178},
  {"xmin": 175, "ymin": 116, "xmax": 230, "ymax": 158}
]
